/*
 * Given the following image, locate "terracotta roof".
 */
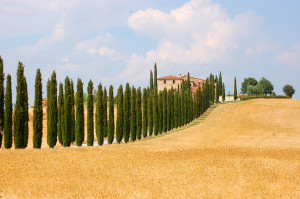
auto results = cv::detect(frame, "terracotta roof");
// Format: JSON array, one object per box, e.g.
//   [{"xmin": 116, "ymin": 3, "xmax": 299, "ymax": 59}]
[
  {"xmin": 157, "ymin": 75, "xmax": 182, "ymax": 80},
  {"xmin": 181, "ymin": 75, "xmax": 205, "ymax": 81}
]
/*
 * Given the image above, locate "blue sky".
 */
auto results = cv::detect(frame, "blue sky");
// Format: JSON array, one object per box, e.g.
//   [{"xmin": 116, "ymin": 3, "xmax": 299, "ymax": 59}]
[{"xmin": 0, "ymin": 0, "xmax": 299, "ymax": 104}]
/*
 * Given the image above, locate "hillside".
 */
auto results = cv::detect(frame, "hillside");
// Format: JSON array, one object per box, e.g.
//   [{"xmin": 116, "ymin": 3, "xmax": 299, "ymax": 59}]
[{"xmin": 0, "ymin": 99, "xmax": 299, "ymax": 198}]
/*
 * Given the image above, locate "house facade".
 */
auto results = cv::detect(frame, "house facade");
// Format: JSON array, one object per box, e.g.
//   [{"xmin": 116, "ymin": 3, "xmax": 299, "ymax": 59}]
[{"xmin": 157, "ymin": 74, "xmax": 206, "ymax": 94}]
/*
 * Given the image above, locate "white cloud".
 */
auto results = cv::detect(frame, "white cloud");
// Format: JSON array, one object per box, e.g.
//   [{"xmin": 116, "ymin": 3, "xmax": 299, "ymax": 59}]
[
  {"xmin": 114, "ymin": 0, "xmax": 264, "ymax": 83},
  {"xmin": 245, "ymin": 42, "xmax": 279, "ymax": 56},
  {"xmin": 75, "ymin": 33, "xmax": 113, "ymax": 52},
  {"xmin": 57, "ymin": 63, "xmax": 81, "ymax": 72},
  {"xmin": 16, "ymin": 19, "xmax": 66, "ymax": 59},
  {"xmin": 62, "ymin": 55, "xmax": 69, "ymax": 63},
  {"xmin": 275, "ymin": 44, "xmax": 300, "ymax": 69}
]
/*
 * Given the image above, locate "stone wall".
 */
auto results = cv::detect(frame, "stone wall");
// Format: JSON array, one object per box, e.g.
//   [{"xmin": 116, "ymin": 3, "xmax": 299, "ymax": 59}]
[{"xmin": 158, "ymin": 79, "xmax": 182, "ymax": 92}]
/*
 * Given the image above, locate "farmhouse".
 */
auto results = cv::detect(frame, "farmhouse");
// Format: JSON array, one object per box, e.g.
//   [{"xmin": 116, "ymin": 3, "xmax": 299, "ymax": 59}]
[{"xmin": 157, "ymin": 74, "xmax": 206, "ymax": 94}]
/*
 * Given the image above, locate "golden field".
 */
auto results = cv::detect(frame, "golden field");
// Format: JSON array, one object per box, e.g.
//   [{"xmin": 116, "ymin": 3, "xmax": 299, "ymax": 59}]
[{"xmin": 0, "ymin": 99, "xmax": 300, "ymax": 198}]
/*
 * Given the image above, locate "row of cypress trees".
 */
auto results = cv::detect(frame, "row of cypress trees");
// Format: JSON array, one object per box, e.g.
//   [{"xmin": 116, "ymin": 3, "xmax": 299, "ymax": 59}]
[{"xmin": 0, "ymin": 56, "xmax": 227, "ymax": 148}]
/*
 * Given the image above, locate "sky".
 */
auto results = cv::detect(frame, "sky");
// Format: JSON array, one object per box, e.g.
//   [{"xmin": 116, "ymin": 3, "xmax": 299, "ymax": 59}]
[{"xmin": 0, "ymin": 0, "xmax": 299, "ymax": 105}]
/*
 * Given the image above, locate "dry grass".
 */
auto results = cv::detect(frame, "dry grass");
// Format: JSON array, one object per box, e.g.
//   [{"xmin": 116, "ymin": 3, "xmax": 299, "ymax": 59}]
[{"xmin": 0, "ymin": 99, "xmax": 300, "ymax": 198}]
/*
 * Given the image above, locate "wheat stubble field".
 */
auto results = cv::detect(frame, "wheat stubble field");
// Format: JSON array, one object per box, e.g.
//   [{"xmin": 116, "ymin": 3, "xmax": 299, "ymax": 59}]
[{"xmin": 0, "ymin": 99, "xmax": 300, "ymax": 198}]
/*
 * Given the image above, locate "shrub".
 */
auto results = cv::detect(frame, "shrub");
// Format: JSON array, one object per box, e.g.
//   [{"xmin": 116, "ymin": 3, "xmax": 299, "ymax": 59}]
[{"xmin": 283, "ymin": 84, "xmax": 295, "ymax": 98}]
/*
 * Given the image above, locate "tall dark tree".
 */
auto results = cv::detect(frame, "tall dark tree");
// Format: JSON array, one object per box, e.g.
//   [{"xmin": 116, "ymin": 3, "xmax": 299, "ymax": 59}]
[
  {"xmin": 222, "ymin": 83, "xmax": 225, "ymax": 102},
  {"xmin": 116, "ymin": 85, "xmax": 123, "ymax": 143},
  {"xmin": 174, "ymin": 90, "xmax": 178, "ymax": 128},
  {"xmin": 215, "ymin": 76, "xmax": 219, "ymax": 103},
  {"xmin": 158, "ymin": 91, "xmax": 163, "ymax": 134},
  {"xmin": 123, "ymin": 83, "xmax": 130, "ymax": 143},
  {"xmin": 57, "ymin": 83, "xmax": 64, "ymax": 145},
  {"xmin": 14, "ymin": 62, "xmax": 29, "ymax": 148},
  {"xmin": 167, "ymin": 89, "xmax": 172, "ymax": 131},
  {"xmin": 70, "ymin": 80, "xmax": 75, "ymax": 143},
  {"xmin": 170, "ymin": 87, "xmax": 175, "ymax": 129},
  {"xmin": 147, "ymin": 89, "xmax": 153, "ymax": 136},
  {"xmin": 96, "ymin": 83, "xmax": 104, "ymax": 145},
  {"xmin": 219, "ymin": 71, "xmax": 222, "ymax": 95},
  {"xmin": 87, "ymin": 80, "xmax": 94, "ymax": 146},
  {"xmin": 234, "ymin": 77, "xmax": 237, "ymax": 101},
  {"xmin": 108, "ymin": 85, "xmax": 114, "ymax": 144},
  {"xmin": 142, "ymin": 88, "xmax": 148, "ymax": 138},
  {"xmin": 150, "ymin": 70, "xmax": 154, "ymax": 91},
  {"xmin": 130, "ymin": 86, "xmax": 137, "ymax": 141},
  {"xmin": 154, "ymin": 63, "xmax": 158, "ymax": 91},
  {"xmin": 0, "ymin": 56, "xmax": 4, "ymax": 147},
  {"xmin": 63, "ymin": 77, "xmax": 71, "ymax": 147},
  {"xmin": 4, "ymin": 74, "xmax": 12, "ymax": 149},
  {"xmin": 33, "ymin": 69, "xmax": 43, "ymax": 148},
  {"xmin": 103, "ymin": 87, "xmax": 107, "ymax": 138},
  {"xmin": 75, "ymin": 79, "xmax": 84, "ymax": 146},
  {"xmin": 177, "ymin": 85, "xmax": 182, "ymax": 127},
  {"xmin": 153, "ymin": 88, "xmax": 158, "ymax": 136},
  {"xmin": 47, "ymin": 71, "xmax": 57, "ymax": 148},
  {"xmin": 163, "ymin": 88, "xmax": 167, "ymax": 132},
  {"xmin": 23, "ymin": 76, "xmax": 29, "ymax": 148},
  {"xmin": 136, "ymin": 87, "xmax": 142, "ymax": 140}
]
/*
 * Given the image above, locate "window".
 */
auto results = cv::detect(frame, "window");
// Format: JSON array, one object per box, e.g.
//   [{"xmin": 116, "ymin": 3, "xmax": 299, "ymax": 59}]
[
  {"xmin": 173, "ymin": 80, "xmax": 175, "ymax": 84},
  {"xmin": 164, "ymin": 80, "xmax": 166, "ymax": 84}
]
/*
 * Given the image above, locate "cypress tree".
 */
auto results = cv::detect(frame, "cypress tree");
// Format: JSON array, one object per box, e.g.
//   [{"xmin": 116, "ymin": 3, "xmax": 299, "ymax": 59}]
[
  {"xmin": 177, "ymin": 86, "xmax": 182, "ymax": 127},
  {"xmin": 222, "ymin": 83, "xmax": 225, "ymax": 102},
  {"xmin": 47, "ymin": 71, "xmax": 57, "ymax": 148},
  {"xmin": 158, "ymin": 91, "xmax": 163, "ymax": 134},
  {"xmin": 150, "ymin": 70, "xmax": 153, "ymax": 91},
  {"xmin": 116, "ymin": 85, "xmax": 123, "ymax": 143},
  {"xmin": 163, "ymin": 88, "xmax": 167, "ymax": 132},
  {"xmin": 174, "ymin": 90, "xmax": 178, "ymax": 128},
  {"xmin": 123, "ymin": 83, "xmax": 130, "ymax": 143},
  {"xmin": 23, "ymin": 77, "xmax": 29, "ymax": 148},
  {"xmin": 130, "ymin": 86, "xmax": 136, "ymax": 141},
  {"xmin": 233, "ymin": 77, "xmax": 237, "ymax": 100},
  {"xmin": 153, "ymin": 88, "xmax": 158, "ymax": 136},
  {"xmin": 108, "ymin": 85, "xmax": 114, "ymax": 144},
  {"xmin": 57, "ymin": 82, "xmax": 64, "ymax": 145},
  {"xmin": 171, "ymin": 87, "xmax": 175, "ymax": 129},
  {"xmin": 216, "ymin": 76, "xmax": 219, "ymax": 103},
  {"xmin": 154, "ymin": 63, "xmax": 158, "ymax": 91},
  {"xmin": 75, "ymin": 79, "xmax": 84, "ymax": 146},
  {"xmin": 219, "ymin": 71, "xmax": 222, "ymax": 96},
  {"xmin": 33, "ymin": 69, "xmax": 43, "ymax": 148},
  {"xmin": 189, "ymin": 91, "xmax": 193, "ymax": 122},
  {"xmin": 0, "ymin": 56, "xmax": 3, "ymax": 147},
  {"xmin": 234, "ymin": 77, "xmax": 237, "ymax": 101},
  {"xmin": 87, "ymin": 80, "xmax": 94, "ymax": 146},
  {"xmin": 147, "ymin": 89, "xmax": 153, "ymax": 136},
  {"xmin": 142, "ymin": 88, "xmax": 148, "ymax": 138},
  {"xmin": 136, "ymin": 87, "xmax": 142, "ymax": 140},
  {"xmin": 96, "ymin": 83, "xmax": 104, "ymax": 145},
  {"xmin": 198, "ymin": 87, "xmax": 202, "ymax": 116},
  {"xmin": 4, "ymin": 74, "xmax": 12, "ymax": 149},
  {"xmin": 184, "ymin": 90, "xmax": 189, "ymax": 125},
  {"xmin": 181, "ymin": 86, "xmax": 185, "ymax": 126},
  {"xmin": 167, "ymin": 89, "xmax": 171, "ymax": 131},
  {"xmin": 103, "ymin": 87, "xmax": 107, "ymax": 138},
  {"xmin": 13, "ymin": 62, "xmax": 27, "ymax": 149},
  {"xmin": 63, "ymin": 77, "xmax": 71, "ymax": 147},
  {"xmin": 70, "ymin": 80, "xmax": 75, "ymax": 143}
]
